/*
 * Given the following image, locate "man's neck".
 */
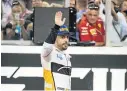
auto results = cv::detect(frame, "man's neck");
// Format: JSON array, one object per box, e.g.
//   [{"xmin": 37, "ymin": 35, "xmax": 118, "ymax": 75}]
[{"xmin": 54, "ymin": 43, "xmax": 62, "ymax": 51}]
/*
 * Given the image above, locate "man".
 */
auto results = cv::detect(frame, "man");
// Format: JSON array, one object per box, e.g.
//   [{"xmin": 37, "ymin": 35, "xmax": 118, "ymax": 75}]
[
  {"xmin": 32, "ymin": 0, "xmax": 43, "ymax": 7},
  {"xmin": 76, "ymin": 0, "xmax": 87, "ymax": 23},
  {"xmin": 77, "ymin": 3, "xmax": 105, "ymax": 46},
  {"xmin": 112, "ymin": 0, "xmax": 127, "ymax": 41},
  {"xmin": 41, "ymin": 11, "xmax": 71, "ymax": 91}
]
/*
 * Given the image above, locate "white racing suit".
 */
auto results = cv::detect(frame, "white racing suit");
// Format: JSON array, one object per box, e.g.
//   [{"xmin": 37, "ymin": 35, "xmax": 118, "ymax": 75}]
[{"xmin": 40, "ymin": 25, "xmax": 72, "ymax": 91}]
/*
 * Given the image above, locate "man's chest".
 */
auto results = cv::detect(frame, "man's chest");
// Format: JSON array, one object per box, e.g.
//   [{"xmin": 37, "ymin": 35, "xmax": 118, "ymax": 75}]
[{"xmin": 51, "ymin": 51, "xmax": 71, "ymax": 66}]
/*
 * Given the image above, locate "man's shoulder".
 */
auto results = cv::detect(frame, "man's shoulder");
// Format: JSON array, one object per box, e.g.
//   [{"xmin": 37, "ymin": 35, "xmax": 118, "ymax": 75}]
[{"xmin": 96, "ymin": 17, "xmax": 104, "ymax": 26}]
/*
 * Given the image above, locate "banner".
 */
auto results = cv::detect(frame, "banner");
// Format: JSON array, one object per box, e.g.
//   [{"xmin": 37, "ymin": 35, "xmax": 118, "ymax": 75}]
[{"xmin": 1, "ymin": 53, "xmax": 127, "ymax": 91}]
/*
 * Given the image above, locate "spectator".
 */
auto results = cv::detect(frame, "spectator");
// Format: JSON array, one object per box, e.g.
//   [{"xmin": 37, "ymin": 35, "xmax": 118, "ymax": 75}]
[
  {"xmin": 25, "ymin": 0, "xmax": 49, "ymax": 40},
  {"xmin": 88, "ymin": 0, "xmax": 106, "ymax": 22},
  {"xmin": 18, "ymin": 0, "xmax": 32, "ymax": 10},
  {"xmin": 32, "ymin": 0, "xmax": 43, "ymax": 8},
  {"xmin": 25, "ymin": 0, "xmax": 32, "ymax": 10},
  {"xmin": 42, "ymin": 1, "xmax": 50, "ymax": 7},
  {"xmin": 26, "ymin": 0, "xmax": 45, "ymax": 22},
  {"xmin": 111, "ymin": 0, "xmax": 119, "ymax": 21},
  {"xmin": 22, "ymin": 20, "xmax": 33, "ymax": 40},
  {"xmin": 76, "ymin": 0, "xmax": 88, "ymax": 23},
  {"xmin": 16, "ymin": 0, "xmax": 32, "ymax": 19},
  {"xmin": 4, "ymin": 0, "xmax": 25, "ymax": 34},
  {"xmin": 50, "ymin": 3, "xmax": 64, "ymax": 7},
  {"xmin": 3, "ymin": 0, "xmax": 32, "ymax": 40},
  {"xmin": 3, "ymin": 23, "xmax": 19, "ymax": 40},
  {"xmin": 5, "ymin": 0, "xmax": 32, "ymax": 28},
  {"xmin": 112, "ymin": 0, "xmax": 127, "ymax": 41},
  {"xmin": 70, "ymin": 0, "xmax": 76, "ymax": 7},
  {"xmin": 77, "ymin": 3, "xmax": 105, "ymax": 46},
  {"xmin": 1, "ymin": 0, "xmax": 13, "ymax": 28}
]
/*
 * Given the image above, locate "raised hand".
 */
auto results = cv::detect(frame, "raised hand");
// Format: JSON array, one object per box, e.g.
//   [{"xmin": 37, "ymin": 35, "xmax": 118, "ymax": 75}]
[{"xmin": 55, "ymin": 11, "xmax": 66, "ymax": 26}]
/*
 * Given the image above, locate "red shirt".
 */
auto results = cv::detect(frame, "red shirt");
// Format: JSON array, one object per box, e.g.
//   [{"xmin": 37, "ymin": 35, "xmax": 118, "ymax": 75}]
[{"xmin": 77, "ymin": 16, "xmax": 105, "ymax": 42}]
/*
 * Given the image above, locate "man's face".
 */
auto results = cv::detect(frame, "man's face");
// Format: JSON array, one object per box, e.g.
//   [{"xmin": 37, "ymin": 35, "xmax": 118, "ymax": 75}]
[
  {"xmin": 122, "ymin": 1, "xmax": 127, "ymax": 11},
  {"xmin": 70, "ymin": 0, "xmax": 75, "ymax": 7},
  {"xmin": 56, "ymin": 35, "xmax": 69, "ymax": 51},
  {"xmin": 32, "ymin": 0, "xmax": 42, "ymax": 7},
  {"xmin": 86, "ymin": 9, "xmax": 99, "ymax": 24}
]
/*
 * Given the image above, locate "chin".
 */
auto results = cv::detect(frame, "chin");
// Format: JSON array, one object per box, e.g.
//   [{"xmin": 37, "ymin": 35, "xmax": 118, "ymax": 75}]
[
  {"xmin": 89, "ymin": 20, "xmax": 96, "ymax": 24},
  {"xmin": 90, "ymin": 22, "xmax": 96, "ymax": 24},
  {"xmin": 62, "ymin": 47, "xmax": 68, "ymax": 50}
]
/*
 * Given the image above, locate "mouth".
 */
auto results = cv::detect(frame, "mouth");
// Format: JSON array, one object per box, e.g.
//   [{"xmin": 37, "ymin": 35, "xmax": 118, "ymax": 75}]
[
  {"xmin": 63, "ymin": 43, "xmax": 68, "ymax": 46},
  {"xmin": 62, "ymin": 44, "xmax": 68, "ymax": 50},
  {"xmin": 62, "ymin": 43, "xmax": 68, "ymax": 49}
]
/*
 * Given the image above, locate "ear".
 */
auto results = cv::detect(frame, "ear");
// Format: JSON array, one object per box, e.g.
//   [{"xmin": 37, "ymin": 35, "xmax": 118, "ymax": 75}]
[{"xmin": 56, "ymin": 36, "xmax": 59, "ymax": 41}]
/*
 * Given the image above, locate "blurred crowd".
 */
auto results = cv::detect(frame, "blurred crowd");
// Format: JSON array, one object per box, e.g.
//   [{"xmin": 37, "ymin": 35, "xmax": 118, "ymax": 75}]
[
  {"xmin": 111, "ymin": 0, "xmax": 127, "ymax": 41},
  {"xmin": 74, "ymin": 0, "xmax": 127, "ymax": 46},
  {"xmin": 1, "ymin": 0, "xmax": 127, "ymax": 46},
  {"xmin": 69, "ymin": 0, "xmax": 106, "ymax": 46},
  {"xmin": 1, "ymin": 0, "xmax": 64, "ymax": 40}
]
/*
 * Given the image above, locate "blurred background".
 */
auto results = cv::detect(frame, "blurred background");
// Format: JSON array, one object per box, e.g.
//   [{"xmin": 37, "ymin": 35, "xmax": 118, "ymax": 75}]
[{"xmin": 1, "ymin": 0, "xmax": 127, "ymax": 46}]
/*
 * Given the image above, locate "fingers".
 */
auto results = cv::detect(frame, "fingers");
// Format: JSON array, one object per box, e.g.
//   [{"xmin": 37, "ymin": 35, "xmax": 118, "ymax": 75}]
[
  {"xmin": 62, "ymin": 18, "xmax": 66, "ymax": 24},
  {"xmin": 55, "ymin": 11, "xmax": 62, "ymax": 18},
  {"xmin": 55, "ymin": 11, "xmax": 65, "ymax": 26}
]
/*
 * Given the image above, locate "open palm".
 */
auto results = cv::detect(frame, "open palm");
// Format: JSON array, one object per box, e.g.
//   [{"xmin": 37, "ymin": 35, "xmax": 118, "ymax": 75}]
[{"xmin": 55, "ymin": 11, "xmax": 66, "ymax": 26}]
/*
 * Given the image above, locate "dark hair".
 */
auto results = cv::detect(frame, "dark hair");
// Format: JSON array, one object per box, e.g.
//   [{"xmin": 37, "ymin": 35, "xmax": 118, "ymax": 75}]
[
  {"xmin": 5, "ymin": 23, "xmax": 12, "ymax": 29},
  {"xmin": 4, "ymin": 23, "xmax": 13, "ymax": 35},
  {"xmin": 88, "ymin": 3, "xmax": 100, "ymax": 10}
]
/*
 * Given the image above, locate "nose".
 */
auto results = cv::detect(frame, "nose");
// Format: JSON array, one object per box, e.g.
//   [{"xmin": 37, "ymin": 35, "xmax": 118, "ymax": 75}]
[
  {"xmin": 91, "ymin": 15, "xmax": 95, "ymax": 19},
  {"xmin": 64, "ymin": 36, "xmax": 69, "ymax": 42}
]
